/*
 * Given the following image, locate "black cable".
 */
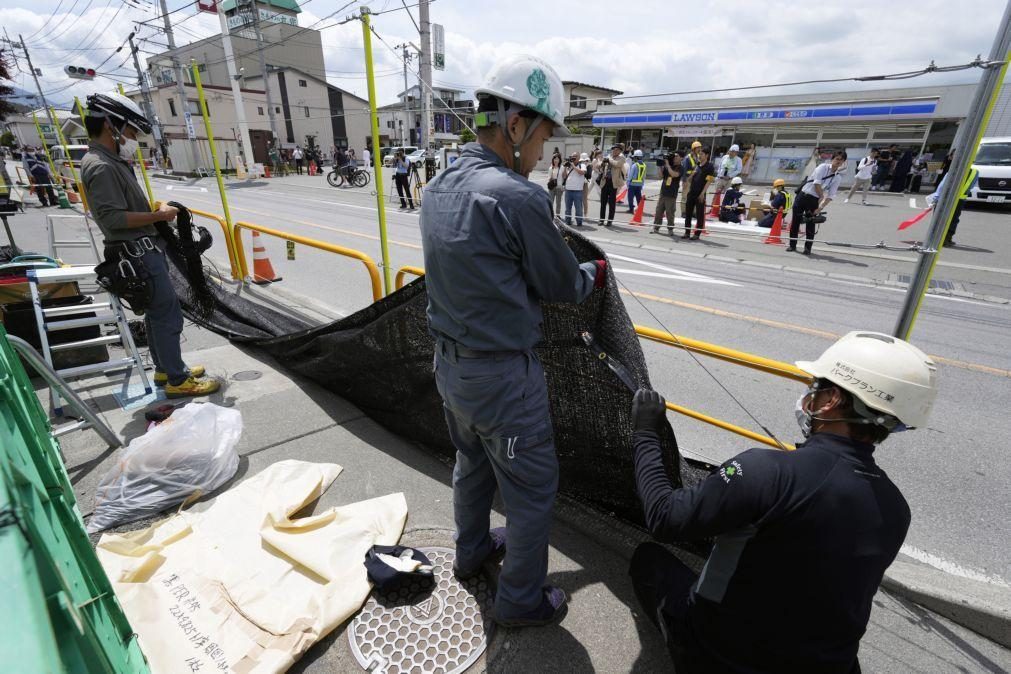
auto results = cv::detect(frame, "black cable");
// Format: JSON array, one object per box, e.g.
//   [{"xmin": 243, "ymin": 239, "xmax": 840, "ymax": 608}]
[{"xmin": 25, "ymin": 0, "xmax": 78, "ymax": 43}]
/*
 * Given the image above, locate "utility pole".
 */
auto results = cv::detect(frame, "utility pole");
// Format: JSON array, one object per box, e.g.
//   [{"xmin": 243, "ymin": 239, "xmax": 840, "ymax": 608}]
[
  {"xmin": 246, "ymin": 0, "xmax": 282, "ymax": 148},
  {"xmin": 216, "ymin": 2, "xmax": 254, "ymax": 173},
  {"xmin": 418, "ymin": 0, "xmax": 433, "ymax": 150},
  {"xmin": 14, "ymin": 34, "xmax": 61, "ymax": 152},
  {"xmin": 127, "ymin": 32, "xmax": 166, "ymax": 162},
  {"xmin": 159, "ymin": 0, "xmax": 197, "ymax": 173},
  {"xmin": 893, "ymin": 4, "xmax": 1011, "ymax": 339},
  {"xmin": 395, "ymin": 44, "xmax": 414, "ymax": 146}
]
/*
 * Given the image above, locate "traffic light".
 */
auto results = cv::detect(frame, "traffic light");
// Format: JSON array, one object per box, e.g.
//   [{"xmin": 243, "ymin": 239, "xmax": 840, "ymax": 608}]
[{"xmin": 64, "ymin": 65, "xmax": 96, "ymax": 80}]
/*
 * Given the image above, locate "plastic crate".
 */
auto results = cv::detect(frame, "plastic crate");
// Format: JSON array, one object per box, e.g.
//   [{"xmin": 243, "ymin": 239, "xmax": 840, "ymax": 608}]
[{"xmin": 0, "ymin": 323, "xmax": 149, "ymax": 673}]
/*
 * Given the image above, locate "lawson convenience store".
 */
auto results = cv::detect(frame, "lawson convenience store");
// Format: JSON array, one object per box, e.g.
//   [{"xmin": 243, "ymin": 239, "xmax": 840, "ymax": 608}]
[{"xmin": 585, "ymin": 83, "xmax": 994, "ymax": 186}]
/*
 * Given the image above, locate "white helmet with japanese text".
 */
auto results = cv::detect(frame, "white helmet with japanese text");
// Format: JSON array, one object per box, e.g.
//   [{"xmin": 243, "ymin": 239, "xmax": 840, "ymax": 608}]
[{"xmin": 796, "ymin": 331, "xmax": 938, "ymax": 430}]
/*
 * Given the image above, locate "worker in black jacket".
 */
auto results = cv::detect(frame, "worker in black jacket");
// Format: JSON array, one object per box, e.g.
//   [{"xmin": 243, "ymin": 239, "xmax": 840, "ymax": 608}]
[{"xmin": 628, "ymin": 331, "xmax": 939, "ymax": 673}]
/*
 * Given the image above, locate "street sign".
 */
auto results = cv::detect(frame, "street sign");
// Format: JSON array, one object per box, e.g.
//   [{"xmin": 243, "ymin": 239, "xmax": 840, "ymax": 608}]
[
  {"xmin": 183, "ymin": 111, "xmax": 197, "ymax": 140},
  {"xmin": 432, "ymin": 24, "xmax": 445, "ymax": 71}
]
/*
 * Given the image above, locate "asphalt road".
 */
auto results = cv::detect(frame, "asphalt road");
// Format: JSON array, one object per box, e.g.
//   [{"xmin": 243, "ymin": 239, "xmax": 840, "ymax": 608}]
[
  {"xmin": 138, "ymin": 170, "xmax": 1011, "ymax": 589},
  {"xmin": 11, "ymin": 162, "xmax": 1007, "ymax": 587}
]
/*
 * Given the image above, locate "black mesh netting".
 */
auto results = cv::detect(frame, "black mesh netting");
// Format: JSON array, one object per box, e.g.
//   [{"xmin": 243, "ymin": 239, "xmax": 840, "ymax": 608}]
[{"xmin": 166, "ymin": 226, "xmax": 709, "ymax": 526}]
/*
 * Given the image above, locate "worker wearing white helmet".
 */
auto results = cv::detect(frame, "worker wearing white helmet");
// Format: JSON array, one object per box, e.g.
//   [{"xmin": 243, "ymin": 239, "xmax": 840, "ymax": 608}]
[
  {"xmin": 420, "ymin": 55, "xmax": 608, "ymax": 629},
  {"xmin": 81, "ymin": 92, "xmax": 219, "ymax": 399},
  {"xmin": 715, "ymin": 143, "xmax": 743, "ymax": 192},
  {"xmin": 627, "ymin": 331, "xmax": 937, "ymax": 671},
  {"xmin": 626, "ymin": 149, "xmax": 648, "ymax": 214},
  {"xmin": 718, "ymin": 175, "xmax": 747, "ymax": 223}
]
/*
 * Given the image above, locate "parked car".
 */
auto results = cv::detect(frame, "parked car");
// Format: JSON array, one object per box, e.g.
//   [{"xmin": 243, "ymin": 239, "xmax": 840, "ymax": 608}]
[
  {"xmin": 407, "ymin": 148, "xmax": 441, "ymax": 169},
  {"xmin": 383, "ymin": 146, "xmax": 419, "ymax": 167},
  {"xmin": 49, "ymin": 145, "xmax": 88, "ymax": 182},
  {"xmin": 967, "ymin": 137, "xmax": 1011, "ymax": 205}
]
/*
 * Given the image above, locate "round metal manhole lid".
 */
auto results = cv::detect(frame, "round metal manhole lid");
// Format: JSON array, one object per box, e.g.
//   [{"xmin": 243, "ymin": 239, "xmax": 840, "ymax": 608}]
[
  {"xmin": 348, "ymin": 546, "xmax": 494, "ymax": 673},
  {"xmin": 231, "ymin": 370, "xmax": 263, "ymax": 381}
]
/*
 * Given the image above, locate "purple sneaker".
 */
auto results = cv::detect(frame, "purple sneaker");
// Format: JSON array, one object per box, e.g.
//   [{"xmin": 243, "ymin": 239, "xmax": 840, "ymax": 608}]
[
  {"xmin": 494, "ymin": 586, "xmax": 568, "ymax": 628},
  {"xmin": 453, "ymin": 527, "xmax": 507, "ymax": 580}
]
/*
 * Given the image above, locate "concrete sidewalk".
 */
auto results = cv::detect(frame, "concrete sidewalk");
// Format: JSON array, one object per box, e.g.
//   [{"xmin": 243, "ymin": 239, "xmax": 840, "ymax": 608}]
[
  {"xmin": 49, "ymin": 314, "xmax": 1008, "ymax": 673},
  {"xmin": 5, "ymin": 204, "xmax": 1008, "ymax": 671}
]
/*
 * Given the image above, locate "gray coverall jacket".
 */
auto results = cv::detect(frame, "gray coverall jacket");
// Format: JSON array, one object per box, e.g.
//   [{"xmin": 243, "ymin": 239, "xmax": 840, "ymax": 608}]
[{"xmin": 419, "ymin": 141, "xmax": 599, "ymax": 618}]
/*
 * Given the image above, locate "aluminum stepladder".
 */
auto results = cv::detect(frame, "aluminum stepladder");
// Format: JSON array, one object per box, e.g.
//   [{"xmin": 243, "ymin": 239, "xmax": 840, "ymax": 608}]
[{"xmin": 28, "ymin": 214, "xmax": 152, "ymax": 416}]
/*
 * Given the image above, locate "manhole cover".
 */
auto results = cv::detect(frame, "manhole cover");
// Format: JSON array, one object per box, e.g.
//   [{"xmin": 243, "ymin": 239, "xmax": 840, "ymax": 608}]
[
  {"xmin": 231, "ymin": 370, "xmax": 262, "ymax": 381},
  {"xmin": 348, "ymin": 546, "xmax": 494, "ymax": 674},
  {"xmin": 895, "ymin": 274, "xmax": 956, "ymax": 291}
]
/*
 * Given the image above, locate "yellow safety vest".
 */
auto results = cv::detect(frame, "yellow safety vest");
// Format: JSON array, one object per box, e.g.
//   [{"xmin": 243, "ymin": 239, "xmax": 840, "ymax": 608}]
[
  {"xmin": 631, "ymin": 161, "xmax": 647, "ymax": 185},
  {"xmin": 958, "ymin": 167, "xmax": 979, "ymax": 200}
]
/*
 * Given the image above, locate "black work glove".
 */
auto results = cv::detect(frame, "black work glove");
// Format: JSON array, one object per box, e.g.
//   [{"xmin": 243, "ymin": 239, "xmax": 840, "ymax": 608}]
[{"xmin": 632, "ymin": 389, "xmax": 666, "ymax": 433}]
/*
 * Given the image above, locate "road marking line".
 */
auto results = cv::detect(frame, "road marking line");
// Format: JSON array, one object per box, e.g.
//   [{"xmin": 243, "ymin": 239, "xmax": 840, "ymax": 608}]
[
  {"xmin": 166, "ymin": 185, "xmax": 208, "ymax": 192},
  {"xmin": 612, "ymin": 268, "xmax": 739, "ymax": 286},
  {"xmin": 176, "ymin": 194, "xmax": 423, "ymax": 250},
  {"xmin": 909, "ymin": 197, "xmax": 918, "ymax": 209},
  {"xmin": 622, "ymin": 288, "xmax": 1011, "ymax": 379},
  {"xmin": 900, "ymin": 544, "xmax": 1011, "ymax": 587}
]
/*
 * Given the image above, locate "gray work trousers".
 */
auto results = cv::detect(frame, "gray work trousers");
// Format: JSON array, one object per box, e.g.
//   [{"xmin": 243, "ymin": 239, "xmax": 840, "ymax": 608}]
[
  {"xmin": 434, "ymin": 340, "xmax": 558, "ymax": 618},
  {"xmin": 139, "ymin": 244, "xmax": 187, "ymax": 384}
]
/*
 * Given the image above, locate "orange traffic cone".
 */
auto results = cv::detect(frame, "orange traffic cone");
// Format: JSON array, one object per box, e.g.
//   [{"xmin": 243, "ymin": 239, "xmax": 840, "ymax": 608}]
[
  {"xmin": 629, "ymin": 196, "xmax": 646, "ymax": 225},
  {"xmin": 763, "ymin": 208, "xmax": 785, "ymax": 245},
  {"xmin": 708, "ymin": 190, "xmax": 722, "ymax": 217},
  {"xmin": 616, "ymin": 185, "xmax": 628, "ymax": 204},
  {"xmin": 250, "ymin": 230, "xmax": 282, "ymax": 284},
  {"xmin": 308, "ymin": 160, "xmax": 317, "ymax": 176},
  {"xmin": 264, "ymin": 165, "xmax": 272, "ymax": 178}
]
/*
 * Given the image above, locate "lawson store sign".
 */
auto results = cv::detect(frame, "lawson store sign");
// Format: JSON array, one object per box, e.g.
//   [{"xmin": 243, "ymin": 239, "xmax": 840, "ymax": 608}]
[{"xmin": 592, "ymin": 100, "xmax": 938, "ymax": 127}]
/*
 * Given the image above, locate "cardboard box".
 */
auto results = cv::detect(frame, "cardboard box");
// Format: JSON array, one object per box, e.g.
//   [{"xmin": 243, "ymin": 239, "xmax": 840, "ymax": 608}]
[{"xmin": 747, "ymin": 199, "xmax": 765, "ymax": 221}]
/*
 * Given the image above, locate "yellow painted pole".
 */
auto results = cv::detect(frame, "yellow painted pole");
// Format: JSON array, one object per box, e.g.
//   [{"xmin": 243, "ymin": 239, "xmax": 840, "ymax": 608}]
[
  {"xmin": 361, "ymin": 8, "xmax": 393, "ymax": 295},
  {"xmin": 117, "ymin": 84, "xmax": 156, "ymax": 208},
  {"xmin": 30, "ymin": 112, "xmax": 60, "ymax": 181},
  {"xmin": 49, "ymin": 106, "xmax": 88, "ymax": 212},
  {"xmin": 190, "ymin": 60, "xmax": 237, "ymax": 259}
]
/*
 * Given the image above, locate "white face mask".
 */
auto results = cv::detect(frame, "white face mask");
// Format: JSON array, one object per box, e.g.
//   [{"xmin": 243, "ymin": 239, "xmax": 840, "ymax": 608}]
[{"xmin": 118, "ymin": 137, "xmax": 139, "ymax": 160}]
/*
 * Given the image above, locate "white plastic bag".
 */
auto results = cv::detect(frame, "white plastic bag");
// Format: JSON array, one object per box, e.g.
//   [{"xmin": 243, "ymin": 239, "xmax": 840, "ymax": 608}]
[{"xmin": 87, "ymin": 402, "xmax": 242, "ymax": 533}]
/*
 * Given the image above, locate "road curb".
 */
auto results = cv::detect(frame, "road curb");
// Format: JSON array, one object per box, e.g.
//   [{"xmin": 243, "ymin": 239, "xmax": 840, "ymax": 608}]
[{"xmin": 882, "ymin": 559, "xmax": 1011, "ymax": 648}]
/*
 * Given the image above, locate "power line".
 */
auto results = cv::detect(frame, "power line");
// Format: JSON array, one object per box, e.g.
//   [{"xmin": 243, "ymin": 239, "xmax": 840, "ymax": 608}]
[
  {"xmin": 42, "ymin": 0, "xmax": 101, "ymax": 45},
  {"xmin": 25, "ymin": 0, "xmax": 79, "ymax": 44}
]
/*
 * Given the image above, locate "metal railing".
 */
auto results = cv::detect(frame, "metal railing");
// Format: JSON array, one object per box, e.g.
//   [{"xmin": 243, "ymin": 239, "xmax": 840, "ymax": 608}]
[
  {"xmin": 190, "ymin": 207, "xmax": 241, "ymax": 280},
  {"xmin": 395, "ymin": 265, "xmax": 426, "ymax": 290},
  {"xmin": 232, "ymin": 220, "xmax": 384, "ymax": 302},
  {"xmin": 189, "ymin": 208, "xmax": 806, "ymax": 450}
]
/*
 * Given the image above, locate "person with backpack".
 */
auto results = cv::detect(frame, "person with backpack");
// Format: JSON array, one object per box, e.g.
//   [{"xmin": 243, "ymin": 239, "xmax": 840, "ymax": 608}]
[
  {"xmin": 27, "ymin": 152, "xmax": 57, "ymax": 207},
  {"xmin": 626, "ymin": 150, "xmax": 647, "ymax": 214},
  {"xmin": 790, "ymin": 151, "xmax": 847, "ymax": 255},
  {"xmin": 846, "ymin": 149, "xmax": 879, "ymax": 205}
]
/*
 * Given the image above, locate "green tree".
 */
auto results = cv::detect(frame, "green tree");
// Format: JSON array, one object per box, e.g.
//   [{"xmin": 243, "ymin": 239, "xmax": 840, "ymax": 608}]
[
  {"xmin": 0, "ymin": 49, "xmax": 17, "ymax": 121},
  {"xmin": 458, "ymin": 127, "xmax": 476, "ymax": 144},
  {"xmin": 0, "ymin": 131, "xmax": 15, "ymax": 148}
]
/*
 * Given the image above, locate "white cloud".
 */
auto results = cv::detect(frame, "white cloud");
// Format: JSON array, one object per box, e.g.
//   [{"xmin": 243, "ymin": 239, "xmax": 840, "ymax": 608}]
[{"xmin": 3, "ymin": 0, "xmax": 1006, "ymax": 110}]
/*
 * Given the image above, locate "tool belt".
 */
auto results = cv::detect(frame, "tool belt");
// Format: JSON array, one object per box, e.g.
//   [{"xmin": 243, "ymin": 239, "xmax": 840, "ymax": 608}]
[{"xmin": 95, "ymin": 236, "xmax": 159, "ymax": 315}]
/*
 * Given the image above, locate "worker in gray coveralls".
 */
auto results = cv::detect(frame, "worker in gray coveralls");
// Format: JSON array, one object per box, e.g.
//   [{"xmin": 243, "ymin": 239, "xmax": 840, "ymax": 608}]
[{"xmin": 420, "ymin": 54, "xmax": 608, "ymax": 628}]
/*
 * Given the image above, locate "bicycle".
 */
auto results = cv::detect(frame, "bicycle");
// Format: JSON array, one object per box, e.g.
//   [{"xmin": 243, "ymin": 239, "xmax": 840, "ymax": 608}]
[{"xmin": 327, "ymin": 164, "xmax": 371, "ymax": 188}]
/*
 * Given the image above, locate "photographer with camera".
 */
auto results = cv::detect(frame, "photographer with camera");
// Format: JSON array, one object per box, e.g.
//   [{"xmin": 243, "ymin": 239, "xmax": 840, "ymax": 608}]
[
  {"xmin": 562, "ymin": 151, "xmax": 587, "ymax": 227},
  {"xmin": 789, "ymin": 150, "xmax": 846, "ymax": 255},
  {"xmin": 652, "ymin": 150, "xmax": 682, "ymax": 235}
]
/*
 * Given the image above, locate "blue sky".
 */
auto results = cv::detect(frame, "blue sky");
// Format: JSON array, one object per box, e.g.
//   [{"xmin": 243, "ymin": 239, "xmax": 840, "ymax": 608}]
[{"xmin": 2, "ymin": 0, "xmax": 1007, "ymax": 110}]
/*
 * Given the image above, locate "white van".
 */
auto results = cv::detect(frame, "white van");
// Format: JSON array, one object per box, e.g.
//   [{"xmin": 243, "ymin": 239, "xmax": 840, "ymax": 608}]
[
  {"xmin": 49, "ymin": 145, "xmax": 89, "ymax": 183},
  {"xmin": 968, "ymin": 137, "xmax": 1011, "ymax": 204}
]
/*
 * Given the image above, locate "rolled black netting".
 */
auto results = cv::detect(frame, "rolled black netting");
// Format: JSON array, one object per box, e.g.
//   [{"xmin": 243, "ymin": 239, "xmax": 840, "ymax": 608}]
[{"xmin": 168, "ymin": 225, "xmax": 707, "ymax": 526}]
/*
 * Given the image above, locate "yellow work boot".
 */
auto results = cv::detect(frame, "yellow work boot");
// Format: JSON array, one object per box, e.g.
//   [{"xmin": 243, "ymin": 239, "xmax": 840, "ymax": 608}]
[
  {"xmin": 154, "ymin": 365, "xmax": 206, "ymax": 387},
  {"xmin": 165, "ymin": 375, "xmax": 221, "ymax": 399}
]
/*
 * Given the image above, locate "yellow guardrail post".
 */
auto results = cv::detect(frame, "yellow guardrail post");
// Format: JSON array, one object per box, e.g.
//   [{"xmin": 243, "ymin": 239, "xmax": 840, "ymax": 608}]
[
  {"xmin": 233, "ymin": 220, "xmax": 383, "ymax": 301},
  {"xmin": 394, "ymin": 265, "xmax": 426, "ymax": 290},
  {"xmin": 48, "ymin": 105, "xmax": 89, "ymax": 212},
  {"xmin": 634, "ymin": 325, "xmax": 813, "ymax": 384},
  {"xmin": 360, "ymin": 8, "xmax": 394, "ymax": 295},
  {"xmin": 190, "ymin": 207, "xmax": 241, "ymax": 280},
  {"xmin": 116, "ymin": 84, "xmax": 156, "ymax": 208},
  {"xmin": 190, "ymin": 60, "xmax": 238, "ymax": 272},
  {"xmin": 29, "ymin": 112, "xmax": 61, "ymax": 186}
]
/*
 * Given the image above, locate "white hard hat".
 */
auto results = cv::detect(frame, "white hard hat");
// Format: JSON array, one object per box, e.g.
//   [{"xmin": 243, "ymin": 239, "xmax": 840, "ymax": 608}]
[
  {"xmin": 633, "ymin": 149, "xmax": 643, "ymax": 158},
  {"xmin": 729, "ymin": 144, "xmax": 740, "ymax": 152},
  {"xmin": 579, "ymin": 152, "xmax": 590, "ymax": 161},
  {"xmin": 87, "ymin": 92, "xmax": 151, "ymax": 134},
  {"xmin": 474, "ymin": 54, "xmax": 569, "ymax": 136},
  {"xmin": 731, "ymin": 176, "xmax": 743, "ymax": 185},
  {"xmin": 796, "ymin": 331, "xmax": 938, "ymax": 429}
]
